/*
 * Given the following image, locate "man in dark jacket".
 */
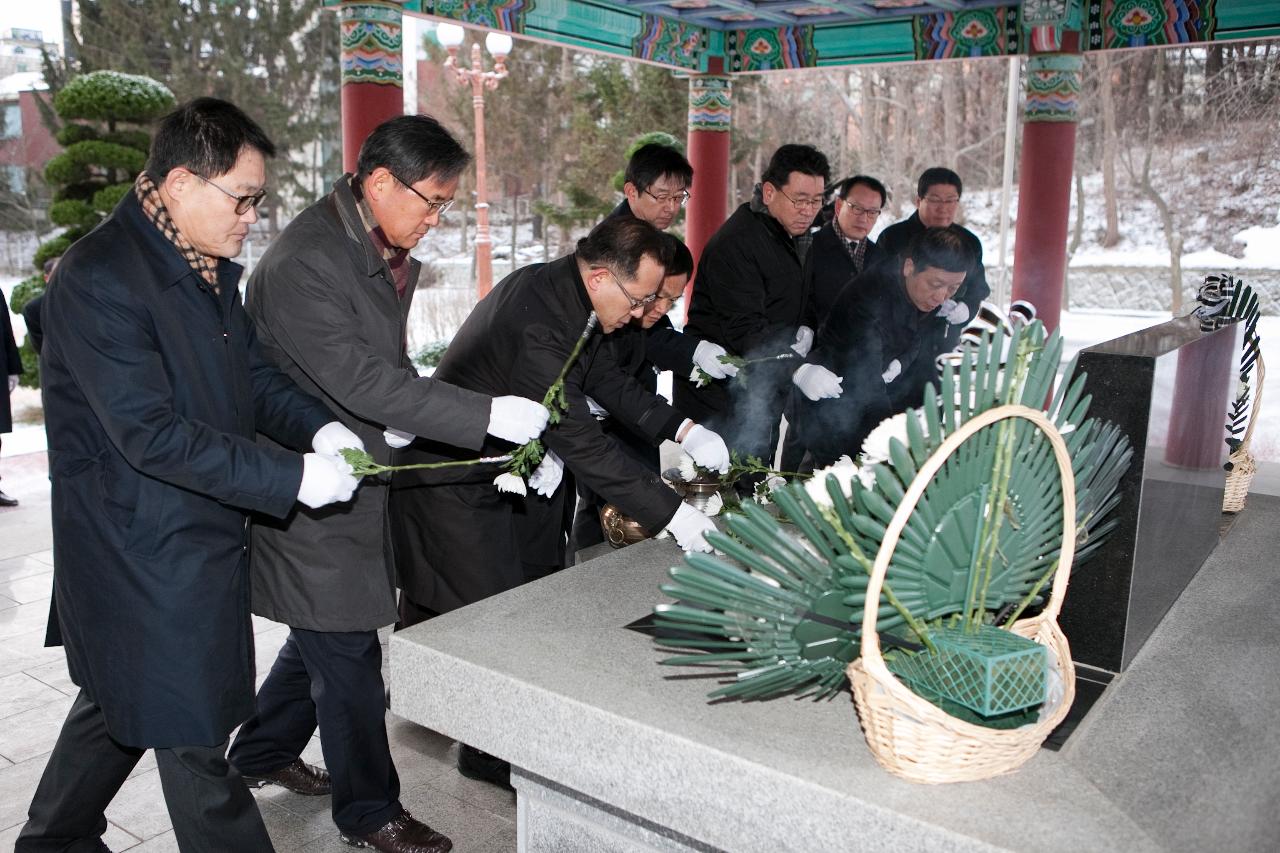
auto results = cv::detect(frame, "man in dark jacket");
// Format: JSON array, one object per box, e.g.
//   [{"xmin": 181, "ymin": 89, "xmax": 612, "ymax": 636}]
[
  {"xmin": 227, "ymin": 115, "xmax": 548, "ymax": 853},
  {"xmin": 801, "ymin": 175, "xmax": 887, "ymax": 330},
  {"xmin": 17, "ymin": 98, "xmax": 360, "ymax": 853},
  {"xmin": 673, "ymin": 144, "xmax": 836, "ymax": 464},
  {"xmin": 876, "ymin": 167, "xmax": 989, "ymax": 346},
  {"xmin": 1, "ymin": 288, "xmax": 20, "ymax": 506},
  {"xmin": 794, "ymin": 227, "xmax": 975, "ymax": 467}
]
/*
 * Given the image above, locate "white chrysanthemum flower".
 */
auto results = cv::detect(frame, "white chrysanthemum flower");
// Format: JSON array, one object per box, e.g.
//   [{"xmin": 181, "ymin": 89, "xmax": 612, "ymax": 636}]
[
  {"xmin": 804, "ymin": 455, "xmax": 858, "ymax": 509},
  {"xmin": 677, "ymin": 452, "xmax": 699, "ymax": 483},
  {"xmin": 860, "ymin": 412, "xmax": 915, "ymax": 468},
  {"xmin": 493, "ymin": 472, "xmax": 527, "ymax": 496},
  {"xmin": 704, "ymin": 492, "xmax": 724, "ymax": 517}
]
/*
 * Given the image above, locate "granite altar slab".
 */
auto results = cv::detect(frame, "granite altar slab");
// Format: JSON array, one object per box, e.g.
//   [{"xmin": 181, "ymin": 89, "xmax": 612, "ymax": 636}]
[
  {"xmin": 1060, "ymin": 316, "xmax": 1240, "ymax": 673},
  {"xmin": 390, "ymin": 495, "xmax": 1280, "ymax": 852}
]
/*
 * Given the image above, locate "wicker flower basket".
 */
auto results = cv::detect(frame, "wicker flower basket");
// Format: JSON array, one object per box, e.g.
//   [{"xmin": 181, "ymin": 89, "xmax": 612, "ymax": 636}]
[
  {"xmin": 847, "ymin": 405, "xmax": 1078, "ymax": 784},
  {"xmin": 1224, "ymin": 352, "xmax": 1265, "ymax": 514}
]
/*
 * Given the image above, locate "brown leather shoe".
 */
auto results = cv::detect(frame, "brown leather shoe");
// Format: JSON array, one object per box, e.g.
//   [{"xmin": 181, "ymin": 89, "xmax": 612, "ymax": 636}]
[
  {"xmin": 242, "ymin": 758, "xmax": 331, "ymax": 796},
  {"xmin": 339, "ymin": 809, "xmax": 452, "ymax": 853}
]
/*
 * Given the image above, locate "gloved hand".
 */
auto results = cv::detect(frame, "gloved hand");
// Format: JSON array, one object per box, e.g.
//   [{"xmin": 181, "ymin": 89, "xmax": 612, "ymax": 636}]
[
  {"xmin": 664, "ymin": 503, "xmax": 717, "ymax": 553},
  {"xmin": 691, "ymin": 341, "xmax": 738, "ymax": 379},
  {"xmin": 312, "ymin": 421, "xmax": 363, "ymax": 456},
  {"xmin": 791, "ymin": 325, "xmax": 815, "ymax": 357},
  {"xmin": 296, "ymin": 453, "xmax": 360, "ymax": 509},
  {"xmin": 792, "ymin": 364, "xmax": 844, "ymax": 401},
  {"xmin": 488, "ymin": 395, "xmax": 550, "ymax": 444},
  {"xmin": 384, "ymin": 427, "xmax": 414, "ymax": 449},
  {"xmin": 527, "ymin": 450, "xmax": 564, "ymax": 497},
  {"xmin": 678, "ymin": 422, "xmax": 730, "ymax": 474},
  {"xmin": 7, "ymin": 374, "xmax": 17, "ymax": 394}
]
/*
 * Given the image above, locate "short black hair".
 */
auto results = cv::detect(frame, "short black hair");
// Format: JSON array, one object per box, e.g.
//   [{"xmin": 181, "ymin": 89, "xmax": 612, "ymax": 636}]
[
  {"xmin": 660, "ymin": 232, "xmax": 694, "ymax": 279},
  {"xmin": 836, "ymin": 175, "xmax": 887, "ymax": 208},
  {"xmin": 355, "ymin": 114, "xmax": 471, "ymax": 185},
  {"xmin": 917, "ymin": 167, "xmax": 962, "ymax": 200},
  {"xmin": 907, "ymin": 227, "xmax": 973, "ymax": 275},
  {"xmin": 576, "ymin": 216, "xmax": 668, "ymax": 281},
  {"xmin": 762, "ymin": 144, "xmax": 830, "ymax": 189},
  {"xmin": 625, "ymin": 143, "xmax": 693, "ymax": 193},
  {"xmin": 146, "ymin": 97, "xmax": 276, "ymax": 181},
  {"xmin": 42, "ymin": 257, "xmax": 60, "ymax": 277}
]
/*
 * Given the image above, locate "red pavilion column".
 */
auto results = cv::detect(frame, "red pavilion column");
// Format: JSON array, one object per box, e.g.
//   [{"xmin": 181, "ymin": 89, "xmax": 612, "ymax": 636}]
[
  {"xmin": 339, "ymin": 1, "xmax": 405, "ymax": 173},
  {"xmin": 1010, "ymin": 32, "xmax": 1083, "ymax": 334},
  {"xmin": 684, "ymin": 60, "xmax": 732, "ymax": 308}
]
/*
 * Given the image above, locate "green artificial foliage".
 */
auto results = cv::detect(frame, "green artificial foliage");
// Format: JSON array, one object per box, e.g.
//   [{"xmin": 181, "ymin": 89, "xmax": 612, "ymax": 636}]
[
  {"xmin": 17, "ymin": 340, "xmax": 40, "ymax": 390},
  {"xmin": 655, "ymin": 322, "xmax": 1134, "ymax": 709},
  {"xmin": 49, "ymin": 199, "xmax": 97, "ymax": 230},
  {"xmin": 55, "ymin": 123, "xmax": 99, "ymax": 146},
  {"xmin": 413, "ymin": 340, "xmax": 451, "ymax": 371},
  {"xmin": 53, "ymin": 70, "xmax": 175, "ymax": 123}
]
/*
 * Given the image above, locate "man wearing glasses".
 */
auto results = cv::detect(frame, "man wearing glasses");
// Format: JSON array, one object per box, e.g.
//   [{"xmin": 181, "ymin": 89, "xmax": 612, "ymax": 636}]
[
  {"xmin": 675, "ymin": 143, "xmax": 834, "ymax": 467},
  {"xmin": 227, "ymin": 115, "xmax": 549, "ymax": 853},
  {"xmin": 801, "ymin": 175, "xmax": 889, "ymax": 329},
  {"xmin": 877, "ymin": 167, "xmax": 990, "ymax": 345}
]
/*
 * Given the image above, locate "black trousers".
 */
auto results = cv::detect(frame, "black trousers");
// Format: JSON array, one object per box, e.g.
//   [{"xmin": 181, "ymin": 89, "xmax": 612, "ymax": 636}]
[
  {"xmin": 228, "ymin": 628, "xmax": 400, "ymax": 837},
  {"xmin": 17, "ymin": 691, "xmax": 272, "ymax": 853}
]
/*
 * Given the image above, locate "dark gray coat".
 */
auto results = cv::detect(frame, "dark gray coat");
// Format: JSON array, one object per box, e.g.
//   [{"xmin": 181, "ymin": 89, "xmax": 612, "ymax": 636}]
[
  {"xmin": 245, "ymin": 176, "xmax": 492, "ymax": 632},
  {"xmin": 2, "ymin": 295, "xmax": 20, "ymax": 434},
  {"xmin": 41, "ymin": 191, "xmax": 333, "ymax": 747}
]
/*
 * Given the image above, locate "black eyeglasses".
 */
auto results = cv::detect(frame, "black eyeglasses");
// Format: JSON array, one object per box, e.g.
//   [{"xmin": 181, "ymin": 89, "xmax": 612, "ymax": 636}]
[
  {"xmin": 192, "ymin": 172, "xmax": 266, "ymax": 215},
  {"xmin": 775, "ymin": 186, "xmax": 823, "ymax": 211},
  {"xmin": 601, "ymin": 269, "xmax": 658, "ymax": 311},
  {"xmin": 390, "ymin": 172, "xmax": 455, "ymax": 215},
  {"xmin": 643, "ymin": 188, "xmax": 691, "ymax": 207}
]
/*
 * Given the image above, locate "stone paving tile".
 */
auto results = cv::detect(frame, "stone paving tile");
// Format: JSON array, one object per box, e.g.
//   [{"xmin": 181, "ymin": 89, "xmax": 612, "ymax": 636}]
[
  {"xmin": 104, "ymin": 768, "xmax": 172, "ymax": 842},
  {"xmin": 0, "ymin": 627, "xmax": 64, "ymax": 680},
  {"xmin": 24, "ymin": 656, "xmax": 76, "ymax": 695},
  {"xmin": 0, "ymin": 592, "xmax": 16, "ymax": 611},
  {"xmin": 0, "ymin": 671, "xmax": 66, "ymax": 721},
  {"xmin": 120, "ymin": 829, "xmax": 179, "ymax": 852},
  {"xmin": 0, "ymin": 597, "xmax": 52, "ymax": 641},
  {"xmin": 398, "ymin": 782, "xmax": 511, "ymax": 851},
  {"xmin": 0, "ymin": 570, "xmax": 53, "ymax": 604},
  {"xmin": 478, "ymin": 821, "xmax": 517, "ymax": 853},
  {"xmin": 0, "ymin": 694, "xmax": 73, "ymax": 764},
  {"xmin": 0, "ymin": 754, "xmax": 50, "ymax": 833},
  {"xmin": 0, "ymin": 555, "xmax": 53, "ymax": 584}
]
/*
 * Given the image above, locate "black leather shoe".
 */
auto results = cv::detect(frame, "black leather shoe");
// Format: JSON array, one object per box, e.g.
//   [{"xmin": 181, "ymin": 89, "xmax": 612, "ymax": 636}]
[
  {"xmin": 0, "ymin": 489, "xmax": 17, "ymax": 507},
  {"xmin": 456, "ymin": 744, "xmax": 513, "ymax": 792},
  {"xmin": 339, "ymin": 809, "xmax": 451, "ymax": 853},
  {"xmin": 242, "ymin": 758, "xmax": 331, "ymax": 795}
]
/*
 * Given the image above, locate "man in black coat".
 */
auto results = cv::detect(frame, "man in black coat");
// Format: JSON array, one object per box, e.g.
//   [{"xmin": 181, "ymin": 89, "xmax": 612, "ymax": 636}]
[
  {"xmin": 17, "ymin": 98, "xmax": 360, "ymax": 853},
  {"xmin": 1, "ymin": 288, "xmax": 20, "ymax": 506},
  {"xmin": 876, "ymin": 167, "xmax": 990, "ymax": 346},
  {"xmin": 794, "ymin": 227, "xmax": 975, "ymax": 467},
  {"xmin": 673, "ymin": 144, "xmax": 835, "ymax": 465},
  {"xmin": 228, "ymin": 116, "xmax": 549, "ymax": 853}
]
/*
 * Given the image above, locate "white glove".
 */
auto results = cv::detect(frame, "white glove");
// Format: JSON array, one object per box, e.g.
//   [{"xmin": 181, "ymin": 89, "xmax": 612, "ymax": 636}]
[
  {"xmin": 678, "ymin": 422, "xmax": 730, "ymax": 474},
  {"xmin": 488, "ymin": 395, "xmax": 550, "ymax": 444},
  {"xmin": 527, "ymin": 450, "xmax": 564, "ymax": 497},
  {"xmin": 664, "ymin": 503, "xmax": 717, "ymax": 553},
  {"xmin": 312, "ymin": 421, "xmax": 364, "ymax": 456},
  {"xmin": 792, "ymin": 363, "xmax": 844, "ymax": 401},
  {"xmin": 296, "ymin": 453, "xmax": 360, "ymax": 509},
  {"xmin": 791, "ymin": 325, "xmax": 815, "ymax": 357},
  {"xmin": 585, "ymin": 396, "xmax": 610, "ymax": 419},
  {"xmin": 691, "ymin": 341, "xmax": 738, "ymax": 379},
  {"xmin": 384, "ymin": 427, "xmax": 414, "ymax": 448},
  {"xmin": 7, "ymin": 374, "xmax": 17, "ymax": 393}
]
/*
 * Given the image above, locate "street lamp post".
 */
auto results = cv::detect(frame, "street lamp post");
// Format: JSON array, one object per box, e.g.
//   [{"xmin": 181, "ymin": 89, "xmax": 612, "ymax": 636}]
[{"xmin": 436, "ymin": 23, "xmax": 511, "ymax": 300}]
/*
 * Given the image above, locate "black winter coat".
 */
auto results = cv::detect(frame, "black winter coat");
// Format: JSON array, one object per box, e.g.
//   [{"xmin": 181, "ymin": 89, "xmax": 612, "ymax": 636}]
[
  {"xmin": 389, "ymin": 255, "xmax": 684, "ymax": 613},
  {"xmin": 245, "ymin": 176, "xmax": 492, "ymax": 632},
  {"xmin": 801, "ymin": 223, "xmax": 881, "ymax": 331},
  {"xmin": 1, "ymin": 297, "xmax": 19, "ymax": 434},
  {"xmin": 875, "ymin": 212, "xmax": 990, "ymax": 346},
  {"xmin": 794, "ymin": 258, "xmax": 953, "ymax": 467},
  {"xmin": 41, "ymin": 191, "xmax": 333, "ymax": 747}
]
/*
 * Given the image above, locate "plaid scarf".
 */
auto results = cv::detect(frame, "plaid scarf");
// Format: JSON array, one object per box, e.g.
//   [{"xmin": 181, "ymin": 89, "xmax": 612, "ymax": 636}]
[
  {"xmin": 350, "ymin": 176, "xmax": 411, "ymax": 299},
  {"xmin": 134, "ymin": 172, "xmax": 221, "ymax": 293},
  {"xmin": 831, "ymin": 216, "xmax": 867, "ymax": 275}
]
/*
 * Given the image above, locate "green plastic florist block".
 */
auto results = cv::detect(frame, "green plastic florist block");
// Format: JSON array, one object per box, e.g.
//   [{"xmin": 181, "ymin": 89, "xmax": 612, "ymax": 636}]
[{"xmin": 887, "ymin": 624, "xmax": 1049, "ymax": 717}]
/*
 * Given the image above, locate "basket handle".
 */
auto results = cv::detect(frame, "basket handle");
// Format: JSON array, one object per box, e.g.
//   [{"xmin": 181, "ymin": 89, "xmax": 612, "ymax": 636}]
[
  {"xmin": 1238, "ymin": 350, "xmax": 1266, "ymax": 450},
  {"xmin": 858, "ymin": 404, "xmax": 1077, "ymax": 671}
]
